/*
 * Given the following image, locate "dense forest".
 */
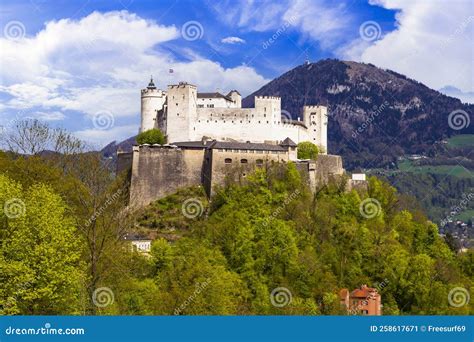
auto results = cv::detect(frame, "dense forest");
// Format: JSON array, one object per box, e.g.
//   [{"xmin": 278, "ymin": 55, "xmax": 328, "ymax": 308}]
[{"xmin": 0, "ymin": 120, "xmax": 472, "ymax": 315}]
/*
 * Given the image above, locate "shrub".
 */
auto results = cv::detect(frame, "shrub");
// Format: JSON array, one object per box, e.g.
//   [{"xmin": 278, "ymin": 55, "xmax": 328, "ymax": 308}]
[
  {"xmin": 136, "ymin": 129, "xmax": 166, "ymax": 145},
  {"xmin": 297, "ymin": 141, "xmax": 319, "ymax": 160}
]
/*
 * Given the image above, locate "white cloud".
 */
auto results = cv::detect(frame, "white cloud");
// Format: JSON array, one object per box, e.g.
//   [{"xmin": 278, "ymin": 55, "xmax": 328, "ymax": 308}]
[
  {"xmin": 221, "ymin": 36, "xmax": 246, "ymax": 44},
  {"xmin": 0, "ymin": 10, "xmax": 269, "ymax": 145},
  {"xmin": 74, "ymin": 124, "xmax": 139, "ymax": 148},
  {"xmin": 34, "ymin": 111, "xmax": 66, "ymax": 121},
  {"xmin": 341, "ymin": 0, "xmax": 474, "ymax": 93},
  {"xmin": 213, "ymin": 0, "xmax": 354, "ymax": 48}
]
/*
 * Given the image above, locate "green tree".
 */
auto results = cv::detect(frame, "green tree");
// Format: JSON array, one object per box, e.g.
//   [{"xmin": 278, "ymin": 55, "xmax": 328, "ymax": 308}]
[
  {"xmin": 136, "ymin": 129, "xmax": 166, "ymax": 145},
  {"xmin": 297, "ymin": 141, "xmax": 319, "ymax": 160},
  {"xmin": 0, "ymin": 175, "xmax": 84, "ymax": 315}
]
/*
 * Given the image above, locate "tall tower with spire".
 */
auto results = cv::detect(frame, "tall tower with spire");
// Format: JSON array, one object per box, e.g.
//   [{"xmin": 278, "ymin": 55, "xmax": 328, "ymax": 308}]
[{"xmin": 140, "ymin": 76, "xmax": 166, "ymax": 133}]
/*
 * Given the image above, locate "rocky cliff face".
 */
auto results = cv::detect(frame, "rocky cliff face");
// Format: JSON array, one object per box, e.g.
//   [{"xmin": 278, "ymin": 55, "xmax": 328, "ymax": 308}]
[{"xmin": 243, "ymin": 59, "xmax": 473, "ymax": 169}]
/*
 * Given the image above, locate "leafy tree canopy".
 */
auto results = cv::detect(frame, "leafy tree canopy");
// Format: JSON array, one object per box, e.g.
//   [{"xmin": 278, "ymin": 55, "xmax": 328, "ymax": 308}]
[
  {"xmin": 136, "ymin": 129, "xmax": 166, "ymax": 145},
  {"xmin": 297, "ymin": 141, "xmax": 319, "ymax": 160}
]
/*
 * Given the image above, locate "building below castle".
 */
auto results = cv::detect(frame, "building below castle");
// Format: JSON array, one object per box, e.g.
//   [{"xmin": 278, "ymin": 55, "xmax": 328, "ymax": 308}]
[
  {"xmin": 118, "ymin": 78, "xmax": 365, "ymax": 207},
  {"xmin": 340, "ymin": 285, "xmax": 382, "ymax": 315}
]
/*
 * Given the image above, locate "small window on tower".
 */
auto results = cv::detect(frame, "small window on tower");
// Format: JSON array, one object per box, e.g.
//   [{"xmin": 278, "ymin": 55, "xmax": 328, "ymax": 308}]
[
  {"xmin": 240, "ymin": 159, "xmax": 248, "ymax": 164},
  {"xmin": 224, "ymin": 158, "xmax": 232, "ymax": 164}
]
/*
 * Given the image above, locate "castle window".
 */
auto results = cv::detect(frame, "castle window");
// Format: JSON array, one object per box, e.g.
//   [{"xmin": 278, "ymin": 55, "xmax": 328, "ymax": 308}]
[
  {"xmin": 240, "ymin": 159, "xmax": 248, "ymax": 164},
  {"xmin": 258, "ymin": 121, "xmax": 261, "ymax": 123},
  {"xmin": 266, "ymin": 121, "xmax": 269, "ymax": 123},
  {"xmin": 240, "ymin": 121, "xmax": 242, "ymax": 123},
  {"xmin": 176, "ymin": 103, "xmax": 178, "ymax": 106},
  {"xmin": 224, "ymin": 158, "xmax": 232, "ymax": 164},
  {"xmin": 264, "ymin": 114, "xmax": 266, "ymax": 117},
  {"xmin": 197, "ymin": 104, "xmax": 204, "ymax": 108},
  {"xmin": 256, "ymin": 159, "xmax": 264, "ymax": 166}
]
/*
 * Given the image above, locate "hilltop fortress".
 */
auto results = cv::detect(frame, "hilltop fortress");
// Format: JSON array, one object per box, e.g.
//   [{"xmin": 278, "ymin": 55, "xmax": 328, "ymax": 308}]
[
  {"xmin": 140, "ymin": 78, "xmax": 328, "ymax": 151},
  {"xmin": 120, "ymin": 78, "xmax": 363, "ymax": 207}
]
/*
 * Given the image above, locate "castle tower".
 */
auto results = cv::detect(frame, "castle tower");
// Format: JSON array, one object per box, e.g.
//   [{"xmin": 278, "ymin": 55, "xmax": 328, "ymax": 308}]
[
  {"xmin": 140, "ymin": 77, "xmax": 166, "ymax": 133},
  {"xmin": 166, "ymin": 82, "xmax": 198, "ymax": 143},
  {"xmin": 303, "ymin": 105, "xmax": 328, "ymax": 154},
  {"xmin": 227, "ymin": 90, "xmax": 241, "ymax": 108},
  {"xmin": 254, "ymin": 96, "xmax": 281, "ymax": 123}
]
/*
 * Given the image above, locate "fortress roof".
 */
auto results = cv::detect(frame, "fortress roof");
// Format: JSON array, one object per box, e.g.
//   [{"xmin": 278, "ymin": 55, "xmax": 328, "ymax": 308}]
[
  {"xmin": 280, "ymin": 137, "xmax": 297, "ymax": 147},
  {"xmin": 172, "ymin": 140, "xmax": 291, "ymax": 152},
  {"xmin": 208, "ymin": 141, "xmax": 288, "ymax": 152},
  {"xmin": 197, "ymin": 92, "xmax": 233, "ymax": 102},
  {"xmin": 226, "ymin": 90, "xmax": 241, "ymax": 96}
]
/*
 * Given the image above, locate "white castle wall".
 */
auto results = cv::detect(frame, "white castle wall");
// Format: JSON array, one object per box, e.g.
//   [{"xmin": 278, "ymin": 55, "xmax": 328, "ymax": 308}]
[
  {"xmin": 189, "ymin": 107, "xmax": 311, "ymax": 145},
  {"xmin": 140, "ymin": 82, "xmax": 328, "ymax": 153},
  {"xmin": 197, "ymin": 97, "xmax": 236, "ymax": 108}
]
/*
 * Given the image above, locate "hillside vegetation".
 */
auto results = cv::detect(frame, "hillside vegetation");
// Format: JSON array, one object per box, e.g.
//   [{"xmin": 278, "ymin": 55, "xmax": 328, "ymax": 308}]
[{"xmin": 1, "ymin": 146, "xmax": 471, "ymax": 315}]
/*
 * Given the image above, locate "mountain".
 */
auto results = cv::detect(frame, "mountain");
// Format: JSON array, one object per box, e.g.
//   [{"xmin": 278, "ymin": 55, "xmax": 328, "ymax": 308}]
[
  {"xmin": 101, "ymin": 135, "xmax": 136, "ymax": 158},
  {"xmin": 243, "ymin": 59, "xmax": 474, "ymax": 169}
]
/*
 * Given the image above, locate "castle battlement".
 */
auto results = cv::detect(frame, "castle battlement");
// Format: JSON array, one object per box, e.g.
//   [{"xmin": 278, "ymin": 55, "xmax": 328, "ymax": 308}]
[
  {"xmin": 141, "ymin": 88, "xmax": 166, "ymax": 95},
  {"xmin": 255, "ymin": 95, "xmax": 281, "ymax": 100},
  {"xmin": 303, "ymin": 105, "xmax": 324, "ymax": 109},
  {"xmin": 168, "ymin": 82, "xmax": 197, "ymax": 89}
]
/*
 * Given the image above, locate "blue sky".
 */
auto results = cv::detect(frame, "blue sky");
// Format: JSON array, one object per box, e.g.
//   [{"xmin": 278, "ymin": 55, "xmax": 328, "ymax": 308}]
[{"xmin": 0, "ymin": 0, "xmax": 473, "ymax": 146}]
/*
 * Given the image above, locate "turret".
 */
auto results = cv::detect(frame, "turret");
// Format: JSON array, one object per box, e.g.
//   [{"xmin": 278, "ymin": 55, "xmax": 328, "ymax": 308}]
[{"xmin": 140, "ymin": 76, "xmax": 166, "ymax": 133}]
